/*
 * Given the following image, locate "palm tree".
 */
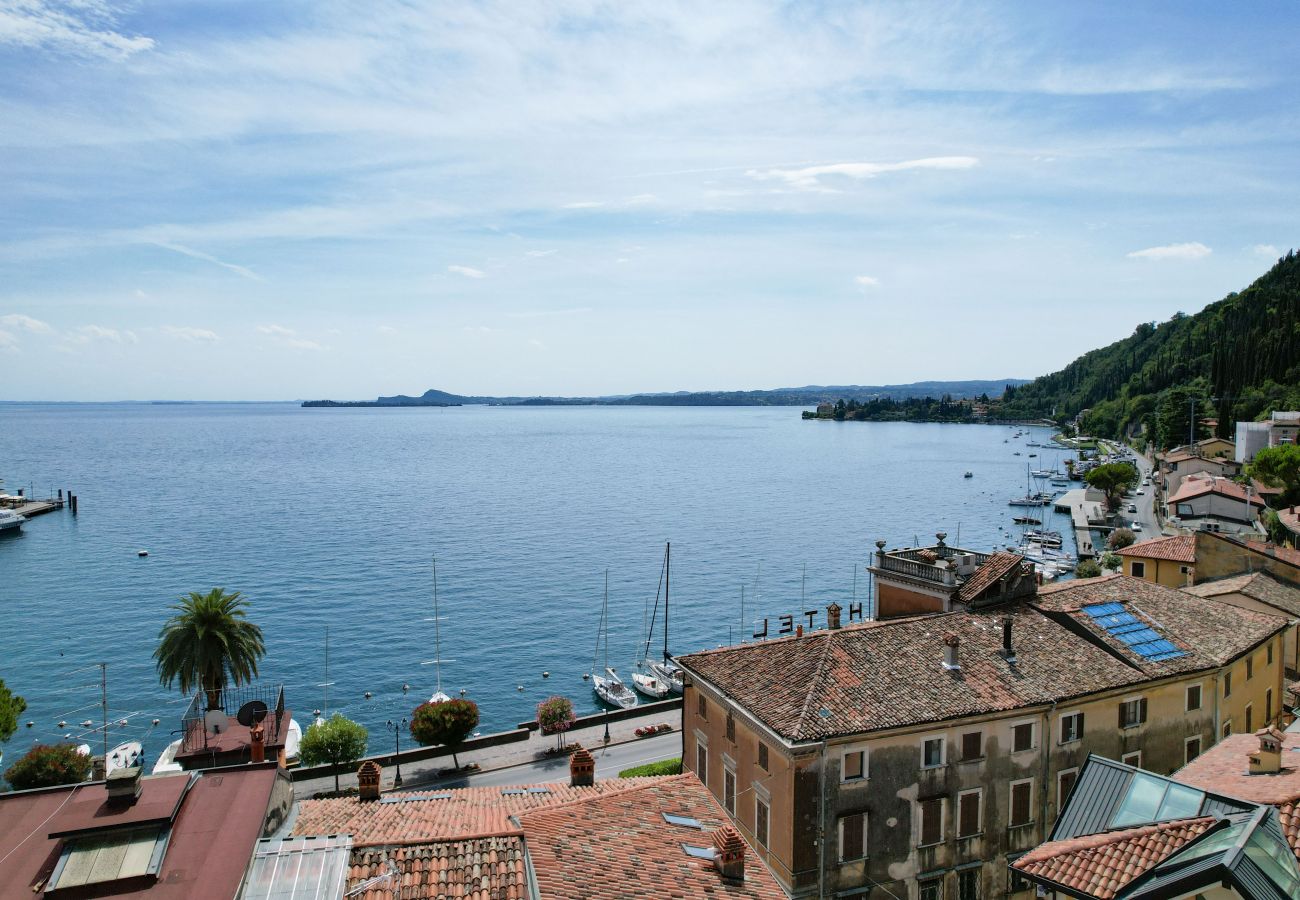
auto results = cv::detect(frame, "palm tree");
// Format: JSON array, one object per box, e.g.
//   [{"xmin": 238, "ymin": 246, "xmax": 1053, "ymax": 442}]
[{"xmin": 154, "ymin": 588, "xmax": 266, "ymax": 709}]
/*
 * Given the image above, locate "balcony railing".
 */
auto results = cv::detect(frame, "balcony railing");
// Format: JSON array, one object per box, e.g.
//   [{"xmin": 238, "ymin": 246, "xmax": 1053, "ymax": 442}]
[
  {"xmin": 180, "ymin": 683, "xmax": 286, "ymax": 754},
  {"xmin": 875, "ymin": 548, "xmax": 994, "ymax": 585}
]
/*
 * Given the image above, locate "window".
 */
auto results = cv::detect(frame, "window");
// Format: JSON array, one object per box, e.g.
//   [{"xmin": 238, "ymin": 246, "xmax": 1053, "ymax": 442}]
[
  {"xmin": 1060, "ymin": 711, "xmax": 1084, "ymax": 744},
  {"xmin": 1185, "ymin": 736, "xmax": 1203, "ymax": 764},
  {"xmin": 696, "ymin": 739, "xmax": 708, "ymax": 787},
  {"xmin": 838, "ymin": 812, "xmax": 866, "ymax": 861},
  {"xmin": 1245, "ymin": 703, "xmax": 1254, "ymax": 734},
  {"xmin": 919, "ymin": 878, "xmax": 943, "ymax": 900},
  {"xmin": 1119, "ymin": 697, "xmax": 1148, "ymax": 729},
  {"xmin": 921, "ymin": 736, "xmax": 945, "ymax": 769},
  {"xmin": 1186, "ymin": 683, "xmax": 1202, "ymax": 712},
  {"xmin": 1122, "ymin": 751, "xmax": 1142, "ymax": 768},
  {"xmin": 1180, "ymin": 565, "xmax": 1191, "ymax": 575},
  {"xmin": 1267, "ymin": 689, "xmax": 1274, "ymax": 723},
  {"xmin": 842, "ymin": 749, "xmax": 865, "ymax": 781},
  {"xmin": 1223, "ymin": 719, "xmax": 1233, "ymax": 738},
  {"xmin": 1010, "ymin": 780, "xmax": 1033, "ymax": 827},
  {"xmin": 960, "ymin": 731, "xmax": 982, "ymax": 761},
  {"xmin": 958, "ymin": 789, "xmax": 982, "ymax": 838},
  {"xmin": 698, "ymin": 694, "xmax": 708, "ymax": 718},
  {"xmin": 49, "ymin": 827, "xmax": 167, "ymax": 891},
  {"xmin": 958, "ymin": 868, "xmax": 982, "ymax": 900},
  {"xmin": 1058, "ymin": 769, "xmax": 1079, "ymax": 807},
  {"xmin": 754, "ymin": 794, "xmax": 769, "ymax": 848},
  {"xmin": 725, "ymin": 712, "xmax": 735, "ymax": 742},
  {"xmin": 757, "ymin": 742, "xmax": 769, "ymax": 771},
  {"xmin": 1131, "ymin": 561, "xmax": 1146, "ymax": 578},
  {"xmin": 1268, "ymin": 643, "xmax": 1274, "ymax": 665},
  {"xmin": 1011, "ymin": 721, "xmax": 1035, "ymax": 753},
  {"xmin": 918, "ymin": 797, "xmax": 944, "ymax": 846},
  {"xmin": 1225, "ymin": 672, "xmax": 1232, "ymax": 698},
  {"xmin": 1247, "ymin": 657, "xmax": 1254, "ymax": 680},
  {"xmin": 723, "ymin": 766, "xmax": 736, "ymax": 815}
]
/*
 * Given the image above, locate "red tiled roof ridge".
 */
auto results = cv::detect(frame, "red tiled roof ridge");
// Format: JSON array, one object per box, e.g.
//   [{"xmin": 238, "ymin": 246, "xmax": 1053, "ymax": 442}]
[
  {"xmin": 679, "ymin": 609, "xmax": 952, "ymax": 662},
  {"xmin": 793, "ymin": 626, "xmax": 839, "ymax": 737},
  {"xmin": 1036, "ymin": 573, "xmax": 1122, "ymax": 599},
  {"xmin": 1117, "ymin": 534, "xmax": 1196, "ymax": 562},
  {"xmin": 956, "ymin": 552, "xmax": 1024, "ymax": 604},
  {"xmin": 1015, "ymin": 816, "xmax": 1218, "ymax": 899}
]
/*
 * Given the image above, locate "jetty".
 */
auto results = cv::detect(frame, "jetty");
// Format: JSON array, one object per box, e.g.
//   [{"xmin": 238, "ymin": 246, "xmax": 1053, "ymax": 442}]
[
  {"xmin": 0, "ymin": 491, "xmax": 76, "ymax": 517},
  {"xmin": 1054, "ymin": 487, "xmax": 1109, "ymax": 558}
]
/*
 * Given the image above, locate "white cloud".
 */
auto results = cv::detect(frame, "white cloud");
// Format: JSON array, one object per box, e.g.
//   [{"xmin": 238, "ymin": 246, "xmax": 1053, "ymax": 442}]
[
  {"xmin": 525, "ymin": 249, "xmax": 557, "ymax": 258},
  {"xmin": 1126, "ymin": 242, "xmax": 1212, "ymax": 261},
  {"xmin": 747, "ymin": 157, "xmax": 980, "ymax": 191},
  {"xmin": 376, "ymin": 325, "xmax": 398, "ymax": 335},
  {"xmin": 0, "ymin": 313, "xmax": 52, "ymax": 333},
  {"xmin": 1254, "ymin": 244, "xmax": 1280, "ymax": 258},
  {"xmin": 161, "ymin": 325, "xmax": 219, "ymax": 342},
  {"xmin": 256, "ymin": 323, "xmax": 324, "ymax": 351},
  {"xmin": 506, "ymin": 307, "xmax": 592, "ymax": 319},
  {"xmin": 69, "ymin": 324, "xmax": 136, "ymax": 344},
  {"xmin": 257, "ymin": 324, "xmax": 296, "ymax": 337},
  {"xmin": 0, "ymin": 329, "xmax": 18, "ymax": 352},
  {"xmin": 0, "ymin": 0, "xmax": 155, "ymax": 60},
  {"xmin": 285, "ymin": 338, "xmax": 324, "ymax": 351},
  {"xmin": 151, "ymin": 241, "xmax": 262, "ymax": 281},
  {"xmin": 625, "ymin": 194, "xmax": 656, "ymax": 205},
  {"xmin": 855, "ymin": 275, "xmax": 880, "ymax": 290},
  {"xmin": 448, "ymin": 264, "xmax": 485, "ymax": 279},
  {"xmin": 562, "ymin": 201, "xmax": 605, "ymax": 209}
]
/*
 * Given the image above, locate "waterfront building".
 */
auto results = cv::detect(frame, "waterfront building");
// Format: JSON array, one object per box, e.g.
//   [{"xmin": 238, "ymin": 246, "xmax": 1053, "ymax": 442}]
[
  {"xmin": 867, "ymin": 535, "xmax": 1038, "ymax": 618},
  {"xmin": 286, "ymin": 751, "xmax": 786, "ymax": 898},
  {"xmin": 677, "ymin": 574, "xmax": 1285, "ymax": 899},
  {"xmin": 1236, "ymin": 412, "xmax": 1300, "ymax": 464},
  {"xmin": 1117, "ymin": 534, "xmax": 1197, "ymax": 587},
  {"xmin": 1011, "ymin": 754, "xmax": 1300, "ymax": 899},
  {"xmin": 0, "ymin": 762, "xmax": 293, "ymax": 898},
  {"xmin": 1165, "ymin": 474, "xmax": 1271, "ymax": 532}
]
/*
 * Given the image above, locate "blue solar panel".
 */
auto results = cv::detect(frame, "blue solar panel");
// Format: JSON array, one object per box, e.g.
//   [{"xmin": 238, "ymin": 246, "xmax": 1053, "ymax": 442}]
[{"xmin": 1081, "ymin": 602, "xmax": 1187, "ymax": 662}]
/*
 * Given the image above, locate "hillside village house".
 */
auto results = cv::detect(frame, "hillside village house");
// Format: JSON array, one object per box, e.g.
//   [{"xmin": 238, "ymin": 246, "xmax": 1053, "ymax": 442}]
[
  {"xmin": 1157, "ymin": 449, "xmax": 1242, "ymax": 498},
  {"xmin": 1236, "ymin": 411, "xmax": 1300, "ymax": 463},
  {"xmin": 677, "ymin": 565, "xmax": 1285, "ymax": 900},
  {"xmin": 1116, "ymin": 534, "xmax": 1197, "ymax": 587},
  {"xmin": 1166, "ymin": 473, "xmax": 1271, "ymax": 532}
]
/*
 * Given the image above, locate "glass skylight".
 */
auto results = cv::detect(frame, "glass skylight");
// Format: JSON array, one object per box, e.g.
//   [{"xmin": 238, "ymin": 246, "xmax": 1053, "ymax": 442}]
[
  {"xmin": 681, "ymin": 843, "xmax": 715, "ymax": 859},
  {"xmin": 663, "ymin": 813, "xmax": 703, "ymax": 829}
]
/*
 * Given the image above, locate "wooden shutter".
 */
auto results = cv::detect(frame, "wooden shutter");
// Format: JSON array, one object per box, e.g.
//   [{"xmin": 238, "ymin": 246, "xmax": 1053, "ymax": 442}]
[
  {"xmin": 958, "ymin": 792, "xmax": 980, "ymax": 837},
  {"xmin": 961, "ymin": 731, "xmax": 982, "ymax": 761},
  {"xmin": 1011, "ymin": 782, "xmax": 1031, "ymax": 826},
  {"xmin": 1138, "ymin": 698, "xmax": 1148, "ymax": 724},
  {"xmin": 920, "ymin": 798, "xmax": 943, "ymax": 845},
  {"xmin": 840, "ymin": 812, "xmax": 865, "ymax": 860}
]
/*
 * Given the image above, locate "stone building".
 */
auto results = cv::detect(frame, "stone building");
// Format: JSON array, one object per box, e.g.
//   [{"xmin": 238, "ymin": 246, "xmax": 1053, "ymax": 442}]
[
  {"xmin": 867, "ymin": 536, "xmax": 1038, "ymax": 618},
  {"xmin": 677, "ymin": 574, "xmax": 1286, "ymax": 899}
]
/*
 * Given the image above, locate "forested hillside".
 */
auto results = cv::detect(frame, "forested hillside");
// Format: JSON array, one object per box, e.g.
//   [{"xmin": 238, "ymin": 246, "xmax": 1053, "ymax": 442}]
[{"xmin": 999, "ymin": 250, "xmax": 1300, "ymax": 446}]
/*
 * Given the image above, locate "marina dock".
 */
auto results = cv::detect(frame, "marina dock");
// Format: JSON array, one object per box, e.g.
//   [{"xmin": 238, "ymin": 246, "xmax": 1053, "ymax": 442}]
[
  {"xmin": 0, "ymin": 495, "xmax": 72, "ymax": 517},
  {"xmin": 1055, "ymin": 487, "xmax": 1109, "ymax": 558}
]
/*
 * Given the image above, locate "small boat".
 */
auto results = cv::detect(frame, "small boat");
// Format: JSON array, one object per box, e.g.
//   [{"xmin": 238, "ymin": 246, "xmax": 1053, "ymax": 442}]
[
  {"xmin": 0, "ymin": 509, "xmax": 26, "ymax": 534},
  {"xmin": 1012, "ymin": 516, "xmax": 1042, "ymax": 525},
  {"xmin": 153, "ymin": 739, "xmax": 182, "ymax": 774},
  {"xmin": 592, "ymin": 571, "xmax": 637, "ymax": 710},
  {"xmin": 963, "ymin": 471, "xmax": 973, "ymax": 478},
  {"xmin": 1008, "ymin": 497, "xmax": 1048, "ymax": 507},
  {"xmin": 632, "ymin": 665, "xmax": 670, "ymax": 699},
  {"xmin": 106, "ymin": 740, "xmax": 143, "ymax": 775}
]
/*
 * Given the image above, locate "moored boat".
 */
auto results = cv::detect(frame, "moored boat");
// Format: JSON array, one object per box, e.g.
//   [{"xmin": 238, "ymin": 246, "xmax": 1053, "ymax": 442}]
[{"xmin": 0, "ymin": 509, "xmax": 26, "ymax": 534}]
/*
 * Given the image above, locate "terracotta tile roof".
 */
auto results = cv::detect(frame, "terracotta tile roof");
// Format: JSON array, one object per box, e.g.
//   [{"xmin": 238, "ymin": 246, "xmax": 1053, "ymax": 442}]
[
  {"xmin": 1174, "ymin": 732, "xmax": 1300, "ymax": 807},
  {"xmin": 679, "ymin": 606, "xmax": 1144, "ymax": 741},
  {"xmin": 1246, "ymin": 540, "xmax": 1300, "ymax": 567},
  {"xmin": 1167, "ymin": 475, "xmax": 1269, "ymax": 506},
  {"xmin": 1012, "ymin": 816, "xmax": 1216, "ymax": 900},
  {"xmin": 1279, "ymin": 507, "xmax": 1300, "ymax": 536},
  {"xmin": 1034, "ymin": 575, "xmax": 1285, "ymax": 676},
  {"xmin": 292, "ymin": 778, "xmax": 661, "ymax": 847},
  {"xmin": 1116, "ymin": 534, "xmax": 1196, "ymax": 563},
  {"xmin": 345, "ymin": 836, "xmax": 526, "ymax": 899},
  {"xmin": 517, "ymin": 774, "xmax": 787, "ymax": 899},
  {"xmin": 955, "ymin": 551, "xmax": 1026, "ymax": 604},
  {"xmin": 1183, "ymin": 571, "xmax": 1300, "ymax": 618},
  {"xmin": 1281, "ymin": 800, "xmax": 1300, "ymax": 862}
]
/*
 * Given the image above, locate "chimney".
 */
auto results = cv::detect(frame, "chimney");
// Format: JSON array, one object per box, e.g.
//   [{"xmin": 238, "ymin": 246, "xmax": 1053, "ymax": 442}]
[
  {"xmin": 827, "ymin": 603, "xmax": 842, "ymax": 630},
  {"xmin": 569, "ymin": 744, "xmax": 595, "ymax": 787},
  {"xmin": 1249, "ymin": 727, "xmax": 1284, "ymax": 775},
  {"xmin": 249, "ymin": 719, "xmax": 266, "ymax": 764},
  {"xmin": 357, "ymin": 760, "xmax": 382, "ymax": 801},
  {"xmin": 796, "ymin": 624, "xmax": 803, "ymax": 638},
  {"xmin": 1001, "ymin": 617, "xmax": 1016, "ymax": 663},
  {"xmin": 712, "ymin": 824, "xmax": 746, "ymax": 884},
  {"xmin": 105, "ymin": 766, "xmax": 142, "ymax": 804},
  {"xmin": 942, "ymin": 634, "xmax": 960, "ymax": 671}
]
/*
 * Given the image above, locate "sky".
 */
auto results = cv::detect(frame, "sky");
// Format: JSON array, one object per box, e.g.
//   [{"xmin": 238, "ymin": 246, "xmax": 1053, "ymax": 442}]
[{"xmin": 0, "ymin": 1, "xmax": 1296, "ymax": 400}]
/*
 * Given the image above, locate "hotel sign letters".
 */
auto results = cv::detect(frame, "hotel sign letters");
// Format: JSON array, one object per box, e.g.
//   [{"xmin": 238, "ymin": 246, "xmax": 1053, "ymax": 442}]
[{"xmin": 752, "ymin": 602, "xmax": 863, "ymax": 638}]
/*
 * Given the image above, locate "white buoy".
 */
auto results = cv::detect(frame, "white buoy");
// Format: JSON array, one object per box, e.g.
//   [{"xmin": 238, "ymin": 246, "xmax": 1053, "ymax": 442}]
[{"xmin": 137, "ymin": 550, "xmax": 149, "ymax": 557}]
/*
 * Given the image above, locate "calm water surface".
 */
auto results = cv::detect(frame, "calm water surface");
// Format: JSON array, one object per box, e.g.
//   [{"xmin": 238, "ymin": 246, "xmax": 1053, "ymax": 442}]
[{"xmin": 0, "ymin": 404, "xmax": 1067, "ymax": 765}]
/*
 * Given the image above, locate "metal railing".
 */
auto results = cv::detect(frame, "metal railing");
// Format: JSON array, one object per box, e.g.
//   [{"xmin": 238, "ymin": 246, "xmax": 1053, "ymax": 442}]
[{"xmin": 180, "ymin": 683, "xmax": 286, "ymax": 754}]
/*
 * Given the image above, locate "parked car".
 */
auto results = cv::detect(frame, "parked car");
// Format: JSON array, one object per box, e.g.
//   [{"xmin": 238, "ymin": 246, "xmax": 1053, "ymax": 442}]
[
  {"xmin": 1132, "ymin": 522, "xmax": 1143, "ymax": 531},
  {"xmin": 1136, "ymin": 488, "xmax": 1145, "ymax": 495}
]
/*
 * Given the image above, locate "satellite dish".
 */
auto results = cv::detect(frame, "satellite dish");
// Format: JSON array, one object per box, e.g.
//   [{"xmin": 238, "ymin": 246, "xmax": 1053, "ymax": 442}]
[{"xmin": 236, "ymin": 700, "xmax": 268, "ymax": 727}]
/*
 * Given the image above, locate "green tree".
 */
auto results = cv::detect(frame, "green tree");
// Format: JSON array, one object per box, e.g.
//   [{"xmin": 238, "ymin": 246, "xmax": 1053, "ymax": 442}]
[
  {"xmin": 299, "ymin": 713, "xmax": 368, "ymax": 793},
  {"xmin": 5, "ymin": 744, "xmax": 92, "ymax": 791},
  {"xmin": 1085, "ymin": 463, "xmax": 1140, "ymax": 512},
  {"xmin": 1100, "ymin": 552, "xmax": 1123, "ymax": 572},
  {"xmin": 410, "ymin": 698, "xmax": 479, "ymax": 769},
  {"xmin": 1247, "ymin": 445, "xmax": 1300, "ymax": 506},
  {"xmin": 536, "ymin": 696, "xmax": 576, "ymax": 752},
  {"xmin": 1107, "ymin": 527, "xmax": 1137, "ymax": 550},
  {"xmin": 0, "ymin": 678, "xmax": 26, "ymax": 743},
  {"xmin": 153, "ymin": 588, "xmax": 266, "ymax": 709},
  {"xmin": 1075, "ymin": 559, "xmax": 1103, "ymax": 579}
]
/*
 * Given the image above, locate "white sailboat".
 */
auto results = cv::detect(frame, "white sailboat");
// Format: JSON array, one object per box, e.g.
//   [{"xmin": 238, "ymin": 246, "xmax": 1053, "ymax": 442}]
[
  {"xmin": 632, "ymin": 546, "xmax": 671, "ymax": 699},
  {"xmin": 647, "ymin": 542, "xmax": 684, "ymax": 695},
  {"xmin": 592, "ymin": 570, "xmax": 637, "ymax": 710},
  {"xmin": 425, "ymin": 557, "xmax": 452, "ymax": 704}
]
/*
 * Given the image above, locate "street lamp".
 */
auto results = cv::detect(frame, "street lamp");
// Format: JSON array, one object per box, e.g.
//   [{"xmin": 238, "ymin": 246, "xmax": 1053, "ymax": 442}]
[{"xmin": 386, "ymin": 718, "xmax": 407, "ymax": 787}]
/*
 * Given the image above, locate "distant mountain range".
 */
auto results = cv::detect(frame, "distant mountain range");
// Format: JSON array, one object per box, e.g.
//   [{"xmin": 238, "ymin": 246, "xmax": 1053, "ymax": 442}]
[{"xmin": 301, "ymin": 379, "xmax": 1028, "ymax": 408}]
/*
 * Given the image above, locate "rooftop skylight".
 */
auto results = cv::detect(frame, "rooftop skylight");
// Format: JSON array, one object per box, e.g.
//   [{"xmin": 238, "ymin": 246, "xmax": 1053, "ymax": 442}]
[{"xmin": 663, "ymin": 813, "xmax": 703, "ymax": 829}]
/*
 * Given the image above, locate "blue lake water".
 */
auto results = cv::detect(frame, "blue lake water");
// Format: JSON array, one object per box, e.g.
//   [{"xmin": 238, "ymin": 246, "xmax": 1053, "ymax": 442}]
[{"xmin": 0, "ymin": 404, "xmax": 1069, "ymax": 766}]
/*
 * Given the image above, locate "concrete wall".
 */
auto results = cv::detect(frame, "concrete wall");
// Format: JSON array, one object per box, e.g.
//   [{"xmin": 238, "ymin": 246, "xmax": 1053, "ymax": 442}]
[
  {"xmin": 877, "ymin": 582, "xmax": 946, "ymax": 618},
  {"xmin": 1171, "ymin": 490, "xmax": 1264, "ymax": 525},
  {"xmin": 1162, "ymin": 458, "xmax": 1239, "ymax": 497}
]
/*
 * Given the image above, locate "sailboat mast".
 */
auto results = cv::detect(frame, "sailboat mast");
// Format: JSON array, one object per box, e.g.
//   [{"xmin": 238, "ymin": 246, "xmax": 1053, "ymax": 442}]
[
  {"xmin": 433, "ymin": 557, "xmax": 443, "ymax": 694},
  {"xmin": 603, "ymin": 569, "xmax": 610, "ymax": 673},
  {"xmin": 324, "ymin": 627, "xmax": 330, "ymax": 718},
  {"xmin": 663, "ymin": 542, "xmax": 670, "ymax": 662},
  {"xmin": 100, "ymin": 663, "xmax": 108, "ymax": 765}
]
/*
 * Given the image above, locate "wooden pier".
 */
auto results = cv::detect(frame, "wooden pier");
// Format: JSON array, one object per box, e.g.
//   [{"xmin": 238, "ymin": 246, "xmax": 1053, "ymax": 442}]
[{"xmin": 1, "ymin": 495, "xmax": 72, "ymax": 518}]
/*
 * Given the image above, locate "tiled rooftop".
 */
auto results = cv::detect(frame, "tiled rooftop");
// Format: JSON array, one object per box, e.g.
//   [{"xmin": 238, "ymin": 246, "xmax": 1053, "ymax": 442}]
[
  {"xmin": 1167, "ymin": 474, "xmax": 1271, "ymax": 505},
  {"xmin": 346, "ymin": 836, "xmax": 526, "ymax": 900},
  {"xmin": 1116, "ymin": 534, "xmax": 1196, "ymax": 563},
  {"xmin": 1174, "ymin": 732, "xmax": 1300, "ymax": 807},
  {"xmin": 1012, "ymin": 816, "xmax": 1215, "ymax": 900},
  {"xmin": 1034, "ymin": 575, "xmax": 1284, "ymax": 676},
  {"xmin": 292, "ymin": 778, "xmax": 660, "ymax": 846},
  {"xmin": 517, "ymin": 774, "xmax": 787, "ymax": 899},
  {"xmin": 679, "ymin": 606, "xmax": 1145, "ymax": 741},
  {"xmin": 1183, "ymin": 571, "xmax": 1300, "ymax": 618},
  {"xmin": 954, "ymin": 551, "xmax": 1027, "ymax": 605},
  {"xmin": 1245, "ymin": 540, "xmax": 1300, "ymax": 568}
]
